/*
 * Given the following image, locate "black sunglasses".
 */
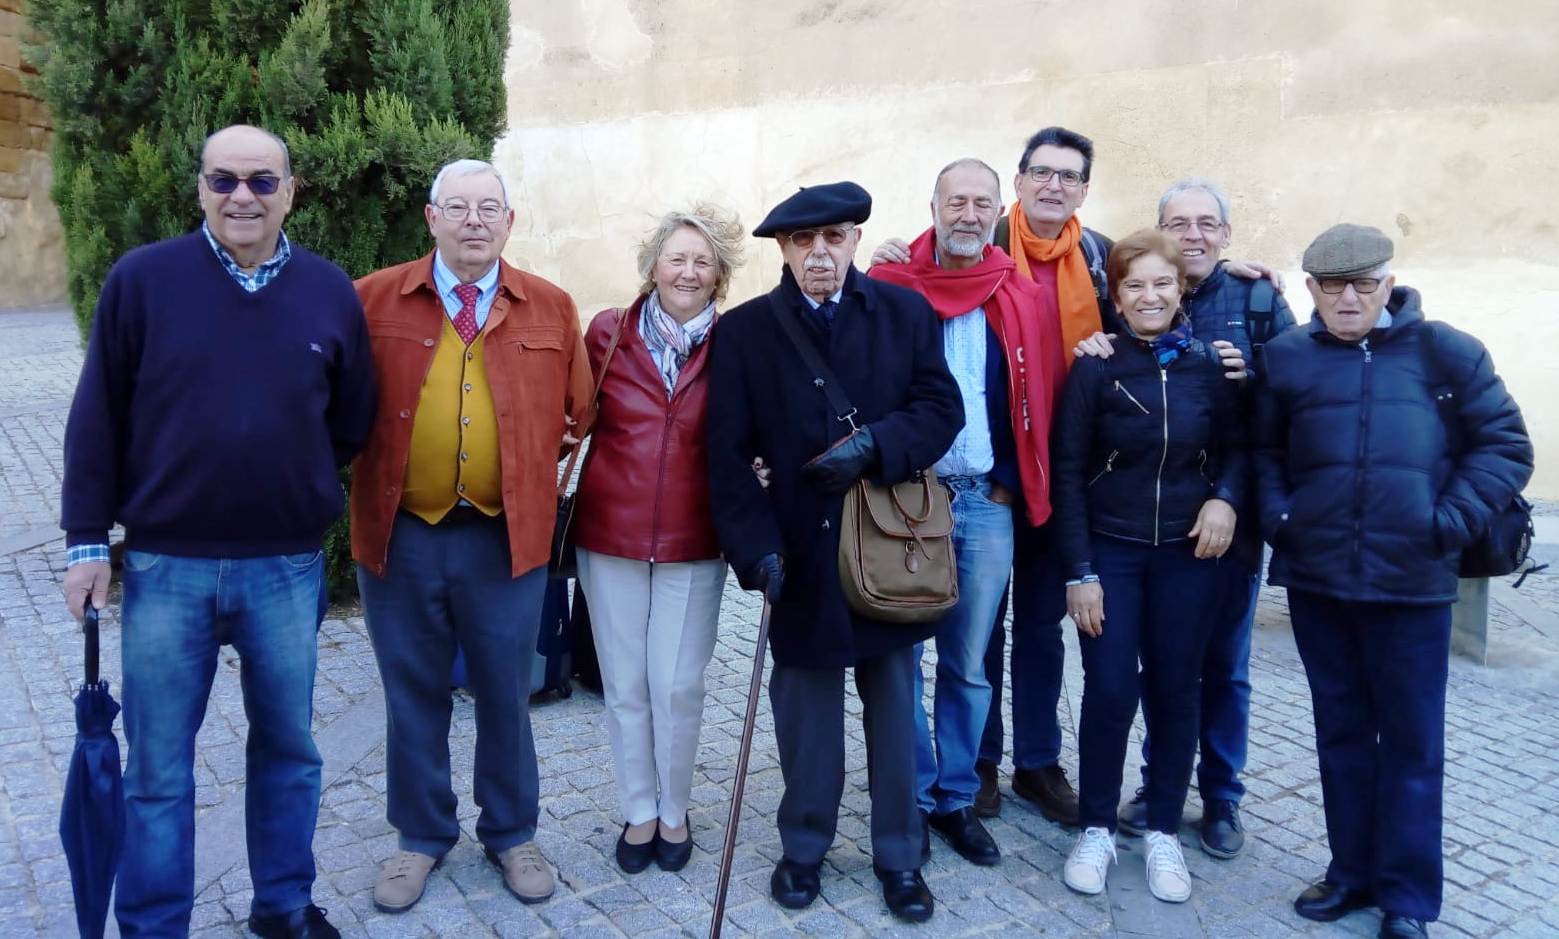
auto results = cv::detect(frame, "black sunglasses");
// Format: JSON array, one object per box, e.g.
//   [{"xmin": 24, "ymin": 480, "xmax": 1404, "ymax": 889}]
[{"xmin": 203, "ymin": 173, "xmax": 284, "ymax": 195}]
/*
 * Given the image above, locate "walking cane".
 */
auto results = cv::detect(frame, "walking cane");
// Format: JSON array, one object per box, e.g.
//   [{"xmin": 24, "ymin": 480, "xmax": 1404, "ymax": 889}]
[{"xmin": 708, "ymin": 595, "xmax": 773, "ymax": 939}]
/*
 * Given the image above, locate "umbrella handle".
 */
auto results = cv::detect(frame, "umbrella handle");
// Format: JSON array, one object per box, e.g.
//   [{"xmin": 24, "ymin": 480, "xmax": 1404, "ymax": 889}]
[
  {"xmin": 84, "ymin": 605, "xmax": 99, "ymax": 687},
  {"xmin": 708, "ymin": 596, "xmax": 773, "ymax": 939}
]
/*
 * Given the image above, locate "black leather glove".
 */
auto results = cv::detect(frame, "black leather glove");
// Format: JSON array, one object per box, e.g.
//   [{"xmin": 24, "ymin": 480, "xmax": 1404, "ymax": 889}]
[
  {"xmin": 801, "ymin": 426, "xmax": 878, "ymax": 495},
  {"xmin": 736, "ymin": 553, "xmax": 784, "ymax": 602}
]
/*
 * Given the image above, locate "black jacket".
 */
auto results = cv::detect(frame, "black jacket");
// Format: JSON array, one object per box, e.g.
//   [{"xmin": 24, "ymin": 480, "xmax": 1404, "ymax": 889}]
[
  {"xmin": 1254, "ymin": 287, "xmax": 1533, "ymax": 605},
  {"xmin": 706, "ymin": 266, "xmax": 964, "ymax": 667},
  {"xmin": 1052, "ymin": 328, "xmax": 1246, "ymax": 579}
]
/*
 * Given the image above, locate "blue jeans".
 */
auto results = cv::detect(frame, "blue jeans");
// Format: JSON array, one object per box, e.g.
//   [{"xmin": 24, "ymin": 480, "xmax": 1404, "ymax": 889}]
[
  {"xmin": 1076, "ymin": 536, "xmax": 1219, "ymax": 833},
  {"xmin": 117, "ymin": 550, "xmax": 326, "ymax": 936},
  {"xmin": 1288, "ymin": 590, "xmax": 1450, "ymax": 921},
  {"xmin": 979, "ymin": 522, "xmax": 1068, "ymax": 770},
  {"xmin": 1138, "ymin": 559, "xmax": 1260, "ymax": 802},
  {"xmin": 912, "ymin": 476, "xmax": 1013, "ymax": 814}
]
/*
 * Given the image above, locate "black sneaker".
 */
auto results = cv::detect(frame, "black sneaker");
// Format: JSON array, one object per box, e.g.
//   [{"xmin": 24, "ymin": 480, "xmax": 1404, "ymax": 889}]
[
  {"xmin": 1117, "ymin": 787, "xmax": 1148, "ymax": 836},
  {"xmin": 1199, "ymin": 799, "xmax": 1245, "ymax": 859}
]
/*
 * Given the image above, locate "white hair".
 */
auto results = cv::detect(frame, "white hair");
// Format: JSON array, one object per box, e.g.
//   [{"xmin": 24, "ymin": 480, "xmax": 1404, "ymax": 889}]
[
  {"xmin": 429, "ymin": 159, "xmax": 512, "ymax": 206},
  {"xmin": 1158, "ymin": 176, "xmax": 1231, "ymax": 225}
]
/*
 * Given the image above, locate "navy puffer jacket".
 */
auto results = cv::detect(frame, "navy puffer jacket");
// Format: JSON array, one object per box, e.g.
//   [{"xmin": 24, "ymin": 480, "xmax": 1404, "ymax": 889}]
[{"xmin": 1254, "ymin": 287, "xmax": 1533, "ymax": 605}]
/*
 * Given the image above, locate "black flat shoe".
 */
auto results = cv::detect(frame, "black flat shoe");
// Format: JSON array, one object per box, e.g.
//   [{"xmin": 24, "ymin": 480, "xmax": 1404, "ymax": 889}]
[
  {"xmin": 1199, "ymin": 799, "xmax": 1246, "ymax": 859},
  {"xmin": 770, "ymin": 857, "xmax": 822, "ymax": 910},
  {"xmin": 248, "ymin": 904, "xmax": 340, "ymax": 939},
  {"xmin": 1293, "ymin": 879, "xmax": 1374, "ymax": 922},
  {"xmin": 654, "ymin": 816, "xmax": 693, "ymax": 872},
  {"xmin": 615, "ymin": 824, "xmax": 657, "ymax": 874},
  {"xmin": 1379, "ymin": 915, "xmax": 1429, "ymax": 938},
  {"xmin": 874, "ymin": 866, "xmax": 934, "ymax": 923},
  {"xmin": 929, "ymin": 806, "xmax": 1001, "ymax": 866}
]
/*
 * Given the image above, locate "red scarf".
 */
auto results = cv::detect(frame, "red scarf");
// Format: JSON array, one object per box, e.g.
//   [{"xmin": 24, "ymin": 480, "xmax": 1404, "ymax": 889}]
[{"xmin": 870, "ymin": 228, "xmax": 1066, "ymax": 526}]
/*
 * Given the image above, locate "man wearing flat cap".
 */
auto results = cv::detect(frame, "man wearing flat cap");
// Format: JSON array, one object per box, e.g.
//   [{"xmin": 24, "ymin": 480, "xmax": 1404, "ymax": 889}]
[
  {"xmin": 1254, "ymin": 223, "xmax": 1532, "ymax": 939},
  {"xmin": 706, "ymin": 181, "xmax": 963, "ymax": 922}
]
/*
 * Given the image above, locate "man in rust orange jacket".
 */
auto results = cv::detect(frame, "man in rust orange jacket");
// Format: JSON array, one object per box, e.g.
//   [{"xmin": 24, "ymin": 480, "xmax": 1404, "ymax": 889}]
[{"xmin": 350, "ymin": 158, "xmax": 592, "ymax": 914}]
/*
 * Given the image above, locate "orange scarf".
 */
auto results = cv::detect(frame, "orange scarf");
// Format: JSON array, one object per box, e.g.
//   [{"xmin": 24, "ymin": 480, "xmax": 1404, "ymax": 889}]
[{"xmin": 1007, "ymin": 205, "xmax": 1103, "ymax": 369}]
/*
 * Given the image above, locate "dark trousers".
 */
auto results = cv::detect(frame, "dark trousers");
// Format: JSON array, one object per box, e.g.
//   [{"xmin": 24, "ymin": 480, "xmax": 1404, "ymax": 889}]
[
  {"xmin": 358, "ymin": 511, "xmax": 548, "ymax": 857},
  {"xmin": 1077, "ymin": 536, "xmax": 1220, "ymax": 833},
  {"xmin": 979, "ymin": 522, "xmax": 1069, "ymax": 770},
  {"xmin": 770, "ymin": 644, "xmax": 922, "ymax": 872},
  {"xmin": 1288, "ymin": 589, "xmax": 1450, "ymax": 921},
  {"xmin": 1139, "ymin": 559, "xmax": 1261, "ymax": 802}
]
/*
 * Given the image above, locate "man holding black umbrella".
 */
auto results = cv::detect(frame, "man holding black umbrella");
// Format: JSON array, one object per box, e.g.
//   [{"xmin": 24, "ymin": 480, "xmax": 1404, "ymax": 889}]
[
  {"xmin": 705, "ymin": 181, "xmax": 963, "ymax": 923},
  {"xmin": 60, "ymin": 124, "xmax": 376, "ymax": 938}
]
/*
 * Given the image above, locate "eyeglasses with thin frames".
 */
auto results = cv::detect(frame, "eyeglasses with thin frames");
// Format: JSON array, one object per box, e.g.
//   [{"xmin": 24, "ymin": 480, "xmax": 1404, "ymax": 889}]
[
  {"xmin": 203, "ymin": 173, "xmax": 283, "ymax": 196},
  {"xmin": 1023, "ymin": 165, "xmax": 1085, "ymax": 189},
  {"xmin": 434, "ymin": 201, "xmax": 509, "ymax": 224},
  {"xmin": 1161, "ymin": 219, "xmax": 1226, "ymax": 236}
]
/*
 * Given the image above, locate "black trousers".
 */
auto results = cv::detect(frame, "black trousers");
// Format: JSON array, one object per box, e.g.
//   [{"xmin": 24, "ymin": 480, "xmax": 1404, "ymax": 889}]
[{"xmin": 769, "ymin": 643, "xmax": 922, "ymax": 872}]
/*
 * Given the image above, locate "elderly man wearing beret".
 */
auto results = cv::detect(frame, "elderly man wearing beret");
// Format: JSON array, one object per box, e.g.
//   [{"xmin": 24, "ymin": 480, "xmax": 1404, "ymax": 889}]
[
  {"xmin": 706, "ymin": 181, "xmax": 964, "ymax": 922},
  {"xmin": 1254, "ymin": 224, "xmax": 1532, "ymax": 939}
]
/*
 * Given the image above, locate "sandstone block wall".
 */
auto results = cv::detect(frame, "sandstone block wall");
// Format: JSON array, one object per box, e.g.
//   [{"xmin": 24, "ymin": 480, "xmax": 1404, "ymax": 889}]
[
  {"xmin": 496, "ymin": 0, "xmax": 1558, "ymax": 497},
  {"xmin": 0, "ymin": 0, "xmax": 64, "ymax": 309}
]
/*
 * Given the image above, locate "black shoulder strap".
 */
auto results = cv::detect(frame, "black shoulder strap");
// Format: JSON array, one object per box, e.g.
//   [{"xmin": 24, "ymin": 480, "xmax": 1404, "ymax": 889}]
[
  {"xmin": 1246, "ymin": 278, "xmax": 1276, "ymax": 346},
  {"xmin": 1080, "ymin": 228, "xmax": 1108, "ymax": 300},
  {"xmin": 1416, "ymin": 320, "xmax": 1465, "ymax": 455},
  {"xmin": 766, "ymin": 293, "xmax": 860, "ymax": 431}
]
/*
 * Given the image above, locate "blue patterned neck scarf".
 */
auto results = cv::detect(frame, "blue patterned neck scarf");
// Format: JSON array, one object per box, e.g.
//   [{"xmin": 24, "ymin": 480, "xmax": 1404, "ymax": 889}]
[{"xmin": 1148, "ymin": 321, "xmax": 1195, "ymax": 368}]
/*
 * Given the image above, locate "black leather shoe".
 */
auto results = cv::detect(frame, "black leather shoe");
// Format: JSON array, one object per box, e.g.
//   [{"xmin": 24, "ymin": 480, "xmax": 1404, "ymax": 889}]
[
  {"xmin": 1199, "ymin": 799, "xmax": 1245, "ymax": 859},
  {"xmin": 249, "ymin": 904, "xmax": 340, "ymax": 939},
  {"xmin": 615, "ymin": 823, "xmax": 656, "ymax": 874},
  {"xmin": 928, "ymin": 806, "xmax": 1000, "ymax": 866},
  {"xmin": 874, "ymin": 866, "xmax": 934, "ymax": 923},
  {"xmin": 1379, "ymin": 915, "xmax": 1429, "ymax": 938},
  {"xmin": 770, "ymin": 857, "xmax": 822, "ymax": 910},
  {"xmin": 920, "ymin": 809, "xmax": 931, "ymax": 865},
  {"xmin": 974, "ymin": 759, "xmax": 1001, "ymax": 818},
  {"xmin": 1293, "ymin": 879, "xmax": 1374, "ymax": 922},
  {"xmin": 654, "ymin": 817, "xmax": 693, "ymax": 872}
]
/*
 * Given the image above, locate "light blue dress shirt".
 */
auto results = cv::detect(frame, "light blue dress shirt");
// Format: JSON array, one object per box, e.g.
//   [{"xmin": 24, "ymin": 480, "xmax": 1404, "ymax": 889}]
[
  {"xmin": 432, "ymin": 252, "xmax": 500, "ymax": 328},
  {"xmin": 934, "ymin": 306, "xmax": 995, "ymax": 478}
]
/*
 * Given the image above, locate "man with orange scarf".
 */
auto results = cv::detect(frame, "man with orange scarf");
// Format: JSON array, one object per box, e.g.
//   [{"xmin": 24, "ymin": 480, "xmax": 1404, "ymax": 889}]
[{"xmin": 869, "ymin": 158, "xmax": 1065, "ymax": 867}]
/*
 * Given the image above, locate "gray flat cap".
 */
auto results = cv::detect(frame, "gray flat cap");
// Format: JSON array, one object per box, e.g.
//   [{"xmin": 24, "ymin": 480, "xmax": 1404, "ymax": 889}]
[{"xmin": 1302, "ymin": 223, "xmax": 1394, "ymax": 278}]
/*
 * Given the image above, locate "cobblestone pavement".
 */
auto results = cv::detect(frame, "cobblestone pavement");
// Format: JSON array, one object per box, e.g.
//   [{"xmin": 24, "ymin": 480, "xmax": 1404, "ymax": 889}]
[{"xmin": 2, "ymin": 305, "xmax": 1557, "ymax": 938}]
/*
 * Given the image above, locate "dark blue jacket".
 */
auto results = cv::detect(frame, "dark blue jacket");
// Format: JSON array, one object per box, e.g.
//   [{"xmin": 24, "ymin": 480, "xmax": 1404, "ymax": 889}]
[
  {"xmin": 706, "ymin": 265, "xmax": 964, "ymax": 667},
  {"xmin": 1052, "ymin": 329, "xmax": 1246, "ymax": 579},
  {"xmin": 1254, "ymin": 287, "xmax": 1533, "ymax": 605}
]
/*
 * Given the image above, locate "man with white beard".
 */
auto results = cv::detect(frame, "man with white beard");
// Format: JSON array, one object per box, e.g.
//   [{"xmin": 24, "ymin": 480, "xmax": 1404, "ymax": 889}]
[{"xmin": 870, "ymin": 159, "xmax": 1066, "ymax": 867}]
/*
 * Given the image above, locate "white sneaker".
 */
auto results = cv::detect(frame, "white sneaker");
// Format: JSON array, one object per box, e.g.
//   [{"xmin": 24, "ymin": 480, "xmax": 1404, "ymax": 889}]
[
  {"xmin": 1063, "ymin": 826, "xmax": 1116, "ymax": 895},
  {"xmin": 1144, "ymin": 830, "xmax": 1192, "ymax": 902}
]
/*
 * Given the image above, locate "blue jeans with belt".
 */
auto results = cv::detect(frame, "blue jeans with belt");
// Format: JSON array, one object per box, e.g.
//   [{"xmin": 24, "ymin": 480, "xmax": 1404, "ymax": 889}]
[
  {"xmin": 911, "ymin": 475, "xmax": 1014, "ymax": 815},
  {"xmin": 116, "ymin": 549, "xmax": 327, "ymax": 937}
]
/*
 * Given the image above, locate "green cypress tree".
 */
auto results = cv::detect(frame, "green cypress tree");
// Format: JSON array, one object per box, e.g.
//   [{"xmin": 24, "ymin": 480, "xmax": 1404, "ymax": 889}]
[{"xmin": 25, "ymin": 0, "xmax": 509, "ymax": 596}]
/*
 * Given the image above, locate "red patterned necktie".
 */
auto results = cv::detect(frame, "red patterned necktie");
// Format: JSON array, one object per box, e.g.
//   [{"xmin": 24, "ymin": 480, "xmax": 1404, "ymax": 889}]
[{"xmin": 452, "ymin": 283, "xmax": 481, "ymax": 345}]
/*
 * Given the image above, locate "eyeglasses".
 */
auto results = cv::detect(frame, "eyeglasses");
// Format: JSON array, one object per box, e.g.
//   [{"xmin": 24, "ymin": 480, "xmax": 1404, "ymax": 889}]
[
  {"xmin": 1023, "ymin": 165, "xmax": 1085, "ymax": 189},
  {"xmin": 435, "ymin": 201, "xmax": 508, "ymax": 224},
  {"xmin": 784, "ymin": 226, "xmax": 854, "ymax": 249},
  {"xmin": 203, "ymin": 173, "xmax": 283, "ymax": 195},
  {"xmin": 1317, "ymin": 277, "xmax": 1382, "ymax": 295},
  {"xmin": 1161, "ymin": 219, "xmax": 1225, "ymax": 235}
]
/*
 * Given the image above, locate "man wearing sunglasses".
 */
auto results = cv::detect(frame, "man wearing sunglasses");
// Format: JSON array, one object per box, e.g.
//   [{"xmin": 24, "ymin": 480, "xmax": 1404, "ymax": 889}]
[
  {"xmin": 60, "ymin": 124, "xmax": 377, "ymax": 938},
  {"xmin": 350, "ymin": 159, "xmax": 593, "ymax": 914},
  {"xmin": 706, "ymin": 181, "xmax": 963, "ymax": 923},
  {"xmin": 1254, "ymin": 224, "xmax": 1532, "ymax": 939}
]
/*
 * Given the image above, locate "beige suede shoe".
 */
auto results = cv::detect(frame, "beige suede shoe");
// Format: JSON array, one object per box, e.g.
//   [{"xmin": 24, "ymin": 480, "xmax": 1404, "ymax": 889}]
[
  {"xmin": 373, "ymin": 850, "xmax": 440, "ymax": 913},
  {"xmin": 486, "ymin": 841, "xmax": 555, "ymax": 903}
]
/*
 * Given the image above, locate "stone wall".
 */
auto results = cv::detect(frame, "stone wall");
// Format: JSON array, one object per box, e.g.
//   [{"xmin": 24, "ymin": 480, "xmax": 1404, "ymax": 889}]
[
  {"xmin": 0, "ymin": 0, "xmax": 64, "ymax": 309},
  {"xmin": 495, "ymin": 0, "xmax": 1559, "ymax": 497}
]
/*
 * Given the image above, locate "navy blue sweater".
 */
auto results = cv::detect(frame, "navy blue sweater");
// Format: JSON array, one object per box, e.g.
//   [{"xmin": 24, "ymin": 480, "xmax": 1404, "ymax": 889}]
[{"xmin": 61, "ymin": 231, "xmax": 377, "ymax": 557}]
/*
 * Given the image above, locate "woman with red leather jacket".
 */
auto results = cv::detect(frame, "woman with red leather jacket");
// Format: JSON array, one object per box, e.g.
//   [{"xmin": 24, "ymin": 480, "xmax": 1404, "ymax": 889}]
[{"xmin": 572, "ymin": 204, "xmax": 745, "ymax": 875}]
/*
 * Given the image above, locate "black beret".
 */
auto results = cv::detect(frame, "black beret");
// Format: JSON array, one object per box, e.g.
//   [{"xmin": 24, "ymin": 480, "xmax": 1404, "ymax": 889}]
[{"xmin": 752, "ymin": 181, "xmax": 872, "ymax": 238}]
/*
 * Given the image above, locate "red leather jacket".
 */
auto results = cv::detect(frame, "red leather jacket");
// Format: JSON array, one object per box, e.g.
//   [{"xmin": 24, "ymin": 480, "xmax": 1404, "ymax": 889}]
[{"xmin": 573, "ymin": 297, "xmax": 721, "ymax": 562}]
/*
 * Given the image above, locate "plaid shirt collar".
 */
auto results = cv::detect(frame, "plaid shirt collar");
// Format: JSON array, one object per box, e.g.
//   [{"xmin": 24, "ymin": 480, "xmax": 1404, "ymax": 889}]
[{"xmin": 201, "ymin": 221, "xmax": 292, "ymax": 293}]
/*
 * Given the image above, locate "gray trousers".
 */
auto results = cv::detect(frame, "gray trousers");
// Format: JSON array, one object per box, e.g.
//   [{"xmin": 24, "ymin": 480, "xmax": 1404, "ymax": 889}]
[
  {"xmin": 769, "ymin": 643, "xmax": 922, "ymax": 872},
  {"xmin": 358, "ymin": 511, "xmax": 547, "ymax": 857}
]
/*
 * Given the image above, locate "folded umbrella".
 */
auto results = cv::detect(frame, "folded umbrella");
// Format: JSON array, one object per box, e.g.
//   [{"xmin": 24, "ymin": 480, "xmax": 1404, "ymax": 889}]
[{"xmin": 59, "ymin": 606, "xmax": 124, "ymax": 939}]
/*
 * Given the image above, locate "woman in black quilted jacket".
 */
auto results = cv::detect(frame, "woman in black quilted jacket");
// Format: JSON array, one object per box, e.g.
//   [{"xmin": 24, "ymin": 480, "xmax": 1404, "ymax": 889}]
[{"xmin": 1050, "ymin": 228, "xmax": 1247, "ymax": 905}]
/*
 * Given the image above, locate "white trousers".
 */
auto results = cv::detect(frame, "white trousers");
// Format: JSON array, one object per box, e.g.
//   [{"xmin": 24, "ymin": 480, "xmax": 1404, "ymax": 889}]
[{"xmin": 576, "ymin": 548, "xmax": 725, "ymax": 826}]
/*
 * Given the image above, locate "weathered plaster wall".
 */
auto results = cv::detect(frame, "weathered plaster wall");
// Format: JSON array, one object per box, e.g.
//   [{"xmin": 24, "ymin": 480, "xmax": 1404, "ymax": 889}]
[
  {"xmin": 497, "ymin": 0, "xmax": 1559, "ymax": 496},
  {"xmin": 0, "ymin": 0, "xmax": 63, "ymax": 309}
]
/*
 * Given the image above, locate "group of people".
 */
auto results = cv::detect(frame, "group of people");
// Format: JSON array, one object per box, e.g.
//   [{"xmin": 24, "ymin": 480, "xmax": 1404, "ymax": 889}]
[{"xmin": 58, "ymin": 121, "xmax": 1532, "ymax": 939}]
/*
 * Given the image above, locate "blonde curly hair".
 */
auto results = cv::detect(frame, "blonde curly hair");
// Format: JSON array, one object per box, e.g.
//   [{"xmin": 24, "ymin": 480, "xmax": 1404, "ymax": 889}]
[{"xmin": 636, "ymin": 203, "xmax": 746, "ymax": 302}]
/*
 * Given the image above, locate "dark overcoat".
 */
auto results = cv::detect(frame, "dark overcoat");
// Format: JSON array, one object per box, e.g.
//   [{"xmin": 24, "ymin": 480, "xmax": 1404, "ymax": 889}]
[{"xmin": 706, "ymin": 265, "xmax": 964, "ymax": 668}]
